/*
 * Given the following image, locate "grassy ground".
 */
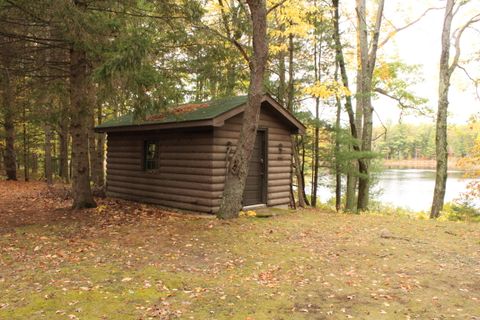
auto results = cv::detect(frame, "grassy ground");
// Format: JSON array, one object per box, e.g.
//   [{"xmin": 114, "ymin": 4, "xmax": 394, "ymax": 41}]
[{"xmin": 0, "ymin": 181, "xmax": 479, "ymax": 320}]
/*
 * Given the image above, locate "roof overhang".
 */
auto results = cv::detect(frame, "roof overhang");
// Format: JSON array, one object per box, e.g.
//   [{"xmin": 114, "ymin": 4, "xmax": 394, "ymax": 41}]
[{"xmin": 94, "ymin": 118, "xmax": 216, "ymax": 133}]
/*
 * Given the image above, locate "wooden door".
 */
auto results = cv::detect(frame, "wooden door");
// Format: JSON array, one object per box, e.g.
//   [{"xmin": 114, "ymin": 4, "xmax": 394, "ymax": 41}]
[{"xmin": 243, "ymin": 130, "xmax": 266, "ymax": 206}]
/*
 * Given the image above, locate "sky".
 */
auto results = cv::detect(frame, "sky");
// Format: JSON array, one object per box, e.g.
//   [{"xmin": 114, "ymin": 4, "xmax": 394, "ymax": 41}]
[{"xmin": 315, "ymin": 0, "xmax": 480, "ymax": 126}]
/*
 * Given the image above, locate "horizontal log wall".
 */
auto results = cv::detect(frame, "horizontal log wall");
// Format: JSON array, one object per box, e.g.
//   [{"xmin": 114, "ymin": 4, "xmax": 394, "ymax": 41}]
[
  {"xmin": 105, "ymin": 104, "xmax": 295, "ymax": 214},
  {"xmin": 106, "ymin": 129, "xmax": 217, "ymax": 213},
  {"xmin": 213, "ymin": 105, "xmax": 292, "ymax": 210}
]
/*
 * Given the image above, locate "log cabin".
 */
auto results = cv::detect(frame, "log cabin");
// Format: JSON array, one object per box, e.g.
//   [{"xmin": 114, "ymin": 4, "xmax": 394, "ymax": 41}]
[{"xmin": 95, "ymin": 94, "xmax": 305, "ymax": 214}]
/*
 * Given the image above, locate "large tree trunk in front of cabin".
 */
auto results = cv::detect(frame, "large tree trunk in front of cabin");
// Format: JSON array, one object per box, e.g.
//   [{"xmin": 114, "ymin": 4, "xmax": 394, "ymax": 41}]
[
  {"xmin": 431, "ymin": 0, "xmax": 455, "ymax": 218},
  {"xmin": 2, "ymin": 67, "xmax": 17, "ymax": 181},
  {"xmin": 44, "ymin": 124, "xmax": 53, "ymax": 185},
  {"xmin": 217, "ymin": 0, "xmax": 268, "ymax": 219},
  {"xmin": 69, "ymin": 45, "xmax": 96, "ymax": 209}
]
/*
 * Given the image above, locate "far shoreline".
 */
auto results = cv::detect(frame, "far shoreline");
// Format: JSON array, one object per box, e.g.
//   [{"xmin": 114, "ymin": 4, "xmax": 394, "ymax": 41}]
[{"xmin": 382, "ymin": 158, "xmax": 462, "ymax": 170}]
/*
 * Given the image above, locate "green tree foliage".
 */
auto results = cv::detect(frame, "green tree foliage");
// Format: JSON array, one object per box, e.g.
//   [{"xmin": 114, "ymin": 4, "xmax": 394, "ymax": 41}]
[
  {"xmin": 373, "ymin": 123, "xmax": 479, "ymax": 160},
  {"xmin": 2, "ymin": 0, "xmax": 477, "ymax": 215}
]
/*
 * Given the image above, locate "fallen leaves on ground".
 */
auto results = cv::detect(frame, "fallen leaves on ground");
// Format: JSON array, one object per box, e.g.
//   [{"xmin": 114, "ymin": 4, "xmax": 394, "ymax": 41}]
[{"xmin": 0, "ymin": 181, "xmax": 479, "ymax": 319}]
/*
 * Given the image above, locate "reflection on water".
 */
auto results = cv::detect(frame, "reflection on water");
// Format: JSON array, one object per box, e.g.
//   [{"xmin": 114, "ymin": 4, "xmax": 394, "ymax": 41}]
[
  {"xmin": 375, "ymin": 169, "xmax": 472, "ymax": 211},
  {"xmin": 317, "ymin": 169, "xmax": 474, "ymax": 212}
]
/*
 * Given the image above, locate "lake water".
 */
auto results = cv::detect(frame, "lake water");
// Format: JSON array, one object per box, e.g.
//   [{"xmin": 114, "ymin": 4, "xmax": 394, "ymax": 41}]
[{"xmin": 317, "ymin": 168, "xmax": 475, "ymax": 212}]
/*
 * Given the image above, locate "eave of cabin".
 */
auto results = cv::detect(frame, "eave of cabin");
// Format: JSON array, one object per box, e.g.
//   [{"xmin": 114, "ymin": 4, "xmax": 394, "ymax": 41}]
[{"xmin": 95, "ymin": 94, "xmax": 305, "ymax": 134}]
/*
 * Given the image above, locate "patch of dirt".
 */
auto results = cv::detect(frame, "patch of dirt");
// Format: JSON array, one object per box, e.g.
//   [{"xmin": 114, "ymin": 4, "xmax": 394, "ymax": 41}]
[{"xmin": 0, "ymin": 181, "xmax": 71, "ymax": 231}]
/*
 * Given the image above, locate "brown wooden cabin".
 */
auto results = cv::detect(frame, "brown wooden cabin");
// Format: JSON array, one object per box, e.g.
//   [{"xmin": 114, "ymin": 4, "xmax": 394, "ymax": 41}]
[{"xmin": 95, "ymin": 94, "xmax": 305, "ymax": 214}]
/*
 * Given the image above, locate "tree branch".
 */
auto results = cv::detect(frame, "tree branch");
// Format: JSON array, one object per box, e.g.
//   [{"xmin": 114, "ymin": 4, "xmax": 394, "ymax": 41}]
[
  {"xmin": 87, "ymin": 7, "xmax": 186, "ymax": 20},
  {"xmin": 379, "ymin": 6, "xmax": 444, "ymax": 48},
  {"xmin": 367, "ymin": 0, "xmax": 385, "ymax": 75},
  {"xmin": 449, "ymin": 13, "xmax": 480, "ymax": 76},
  {"xmin": 195, "ymin": 23, "xmax": 250, "ymax": 65},
  {"xmin": 457, "ymin": 64, "xmax": 480, "ymax": 100},
  {"xmin": 374, "ymin": 87, "xmax": 432, "ymax": 117},
  {"xmin": 267, "ymin": 0, "xmax": 288, "ymax": 15},
  {"xmin": 373, "ymin": 107, "xmax": 387, "ymax": 141}
]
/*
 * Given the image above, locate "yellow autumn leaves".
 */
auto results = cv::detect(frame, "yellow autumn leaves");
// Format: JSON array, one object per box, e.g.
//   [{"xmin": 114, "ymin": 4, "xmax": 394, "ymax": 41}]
[
  {"xmin": 239, "ymin": 210, "xmax": 257, "ymax": 217},
  {"xmin": 269, "ymin": 0, "xmax": 321, "ymax": 55},
  {"xmin": 304, "ymin": 80, "xmax": 352, "ymax": 99}
]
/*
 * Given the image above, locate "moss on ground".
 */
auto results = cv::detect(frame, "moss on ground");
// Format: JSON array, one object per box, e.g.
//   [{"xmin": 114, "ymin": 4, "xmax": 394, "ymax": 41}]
[{"xmin": 0, "ymin": 185, "xmax": 479, "ymax": 319}]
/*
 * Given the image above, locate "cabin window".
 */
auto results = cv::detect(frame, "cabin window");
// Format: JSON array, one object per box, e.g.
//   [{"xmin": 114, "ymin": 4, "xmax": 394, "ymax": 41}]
[{"xmin": 144, "ymin": 141, "xmax": 159, "ymax": 170}]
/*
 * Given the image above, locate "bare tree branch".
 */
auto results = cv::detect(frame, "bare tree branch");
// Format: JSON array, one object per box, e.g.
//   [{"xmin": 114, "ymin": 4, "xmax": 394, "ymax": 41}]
[
  {"xmin": 374, "ymin": 87, "xmax": 432, "ymax": 118},
  {"xmin": 379, "ymin": 7, "xmax": 444, "ymax": 48},
  {"xmin": 372, "ymin": 107, "xmax": 387, "ymax": 141},
  {"xmin": 449, "ymin": 13, "xmax": 480, "ymax": 75},
  {"xmin": 458, "ymin": 64, "xmax": 480, "ymax": 100}
]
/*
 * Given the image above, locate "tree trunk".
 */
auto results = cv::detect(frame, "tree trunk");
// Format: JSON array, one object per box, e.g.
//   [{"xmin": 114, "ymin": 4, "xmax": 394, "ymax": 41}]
[
  {"xmin": 69, "ymin": 44, "xmax": 96, "ymax": 209},
  {"xmin": 96, "ymin": 105, "xmax": 105, "ymax": 189},
  {"xmin": 292, "ymin": 137, "xmax": 307, "ymax": 207},
  {"xmin": 276, "ymin": 29, "xmax": 294, "ymax": 208},
  {"xmin": 355, "ymin": 0, "xmax": 369, "ymax": 211},
  {"xmin": 311, "ymin": 23, "xmax": 322, "ymax": 208},
  {"xmin": 22, "ymin": 105, "xmax": 29, "ymax": 182},
  {"xmin": 286, "ymin": 33, "xmax": 308, "ymax": 207},
  {"xmin": 357, "ymin": 96, "xmax": 373, "ymax": 210},
  {"xmin": 299, "ymin": 136, "xmax": 310, "ymax": 206},
  {"xmin": 0, "ymin": 146, "xmax": 4, "ymax": 174},
  {"xmin": 31, "ymin": 153, "xmax": 38, "ymax": 177},
  {"xmin": 2, "ymin": 67, "xmax": 16, "ymax": 181},
  {"xmin": 355, "ymin": 0, "xmax": 384, "ymax": 211},
  {"xmin": 225, "ymin": 58, "xmax": 237, "ymax": 96},
  {"xmin": 59, "ymin": 109, "xmax": 70, "ymax": 182},
  {"xmin": 431, "ymin": 0, "xmax": 455, "ymax": 218},
  {"xmin": 301, "ymin": 137, "xmax": 307, "ymax": 191},
  {"xmin": 90, "ymin": 105, "xmax": 105, "ymax": 190},
  {"xmin": 88, "ymin": 111, "xmax": 98, "ymax": 187},
  {"xmin": 332, "ymin": 0, "xmax": 362, "ymax": 211},
  {"xmin": 346, "ymin": 172, "xmax": 356, "ymax": 209},
  {"xmin": 217, "ymin": 0, "xmax": 268, "ymax": 219},
  {"xmin": 278, "ymin": 49, "xmax": 286, "ymax": 104},
  {"xmin": 209, "ymin": 78, "xmax": 218, "ymax": 98},
  {"xmin": 44, "ymin": 124, "xmax": 53, "ymax": 185},
  {"xmin": 335, "ymin": 80, "xmax": 342, "ymax": 212}
]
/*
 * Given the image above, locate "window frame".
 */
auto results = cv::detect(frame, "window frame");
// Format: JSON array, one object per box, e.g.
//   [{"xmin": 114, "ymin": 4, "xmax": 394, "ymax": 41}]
[{"xmin": 143, "ymin": 140, "xmax": 159, "ymax": 171}]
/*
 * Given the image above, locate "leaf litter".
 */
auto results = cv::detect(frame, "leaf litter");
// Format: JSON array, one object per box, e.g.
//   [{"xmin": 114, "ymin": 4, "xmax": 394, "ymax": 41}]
[{"xmin": 0, "ymin": 181, "xmax": 479, "ymax": 319}]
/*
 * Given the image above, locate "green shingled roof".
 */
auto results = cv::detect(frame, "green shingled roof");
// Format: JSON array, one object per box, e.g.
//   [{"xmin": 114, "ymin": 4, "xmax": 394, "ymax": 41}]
[{"xmin": 96, "ymin": 95, "xmax": 248, "ymax": 129}]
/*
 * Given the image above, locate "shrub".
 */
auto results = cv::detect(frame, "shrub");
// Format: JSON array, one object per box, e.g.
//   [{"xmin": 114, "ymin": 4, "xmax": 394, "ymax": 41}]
[{"xmin": 439, "ymin": 202, "xmax": 480, "ymax": 222}]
